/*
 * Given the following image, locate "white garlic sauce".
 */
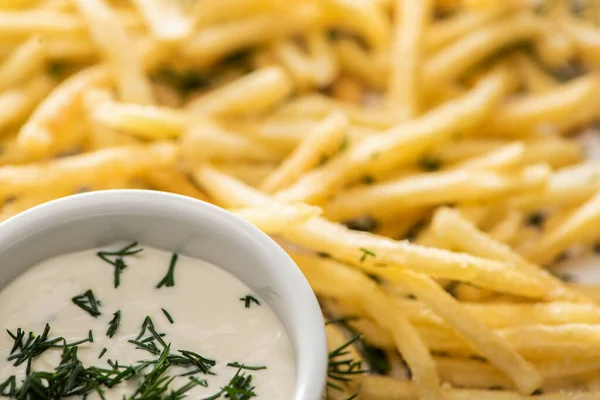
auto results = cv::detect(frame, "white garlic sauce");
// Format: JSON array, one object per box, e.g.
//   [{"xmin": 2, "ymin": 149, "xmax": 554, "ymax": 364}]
[{"xmin": 0, "ymin": 243, "xmax": 296, "ymax": 399}]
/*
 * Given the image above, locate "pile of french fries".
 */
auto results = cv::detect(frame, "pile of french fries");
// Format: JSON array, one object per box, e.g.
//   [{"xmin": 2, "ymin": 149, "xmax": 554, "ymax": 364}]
[{"xmin": 4, "ymin": 0, "xmax": 600, "ymax": 398}]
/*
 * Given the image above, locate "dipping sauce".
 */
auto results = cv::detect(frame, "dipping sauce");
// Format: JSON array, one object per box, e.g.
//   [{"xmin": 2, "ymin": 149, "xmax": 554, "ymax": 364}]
[{"xmin": 0, "ymin": 243, "xmax": 296, "ymax": 399}]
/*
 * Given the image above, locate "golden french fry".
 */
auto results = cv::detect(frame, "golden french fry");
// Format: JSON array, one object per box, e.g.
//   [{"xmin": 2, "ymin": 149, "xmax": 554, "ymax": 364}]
[
  {"xmin": 0, "ymin": 9, "xmax": 84, "ymax": 36},
  {"xmin": 187, "ymin": 67, "xmax": 293, "ymax": 116},
  {"xmin": 0, "ymin": 36, "xmax": 45, "ymax": 92},
  {"xmin": 17, "ymin": 65, "xmax": 111, "ymax": 158},
  {"xmin": 274, "ymin": 93, "xmax": 398, "ymax": 128},
  {"xmin": 181, "ymin": 120, "xmax": 287, "ymax": 164},
  {"xmin": 489, "ymin": 74, "xmax": 600, "ymax": 136},
  {"xmin": 387, "ymin": 0, "xmax": 431, "ymax": 116},
  {"xmin": 260, "ymin": 111, "xmax": 348, "ymax": 193},
  {"xmin": 423, "ymin": 14, "xmax": 542, "ymax": 88},
  {"xmin": 146, "ymin": 169, "xmax": 208, "ymax": 201},
  {"xmin": 431, "ymin": 207, "xmax": 586, "ymax": 301},
  {"xmin": 332, "ymin": 38, "xmax": 388, "ymax": 90},
  {"xmin": 195, "ymin": 166, "xmax": 547, "ymax": 298},
  {"xmin": 397, "ymin": 298, "xmax": 600, "ymax": 329},
  {"xmin": 359, "ymin": 375, "xmax": 600, "ymax": 400},
  {"xmin": 324, "ymin": 164, "xmax": 549, "ymax": 221},
  {"xmin": 487, "ymin": 208, "xmax": 524, "ymax": 245},
  {"xmin": 74, "ymin": 0, "xmax": 154, "ymax": 104},
  {"xmin": 191, "ymin": 0, "xmax": 285, "ymax": 29},
  {"xmin": 425, "ymin": 5, "xmax": 510, "ymax": 50},
  {"xmin": 213, "ymin": 162, "xmax": 275, "ymax": 188},
  {"xmin": 0, "ymin": 74, "xmax": 54, "ymax": 132},
  {"xmin": 0, "ymin": 143, "xmax": 176, "ymax": 199},
  {"xmin": 523, "ymin": 190, "xmax": 600, "ymax": 265},
  {"xmin": 91, "ymin": 91, "xmax": 187, "ymax": 140},
  {"xmin": 130, "ymin": 0, "xmax": 191, "ymax": 42},
  {"xmin": 320, "ymin": 0, "xmax": 390, "ymax": 51},
  {"xmin": 453, "ymin": 142, "xmax": 525, "ymax": 171},
  {"xmin": 182, "ymin": 4, "xmax": 320, "ymax": 66},
  {"xmin": 233, "ymin": 203, "xmax": 322, "ymax": 234},
  {"xmin": 294, "ymin": 253, "xmax": 443, "ymax": 399},
  {"xmin": 513, "ymin": 53, "xmax": 558, "ymax": 93},
  {"xmin": 275, "ymin": 66, "xmax": 513, "ymax": 204}
]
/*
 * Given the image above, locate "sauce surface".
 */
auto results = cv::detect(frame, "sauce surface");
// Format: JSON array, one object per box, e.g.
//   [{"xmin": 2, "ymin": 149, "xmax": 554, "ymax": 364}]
[{"xmin": 0, "ymin": 243, "xmax": 296, "ymax": 399}]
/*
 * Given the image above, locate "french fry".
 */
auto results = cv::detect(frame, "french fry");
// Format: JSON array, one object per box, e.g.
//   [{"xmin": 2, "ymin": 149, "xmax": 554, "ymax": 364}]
[
  {"xmin": 423, "ymin": 14, "xmax": 542, "ymax": 88},
  {"xmin": 332, "ymin": 38, "xmax": 388, "ymax": 90},
  {"xmin": 191, "ymin": 0, "xmax": 284, "ymax": 29},
  {"xmin": 0, "ymin": 143, "xmax": 176, "ymax": 200},
  {"xmin": 294, "ymin": 253, "xmax": 443, "ymax": 399},
  {"xmin": 0, "ymin": 9, "xmax": 84, "ymax": 36},
  {"xmin": 90, "ymin": 90, "xmax": 187, "ymax": 140},
  {"xmin": 453, "ymin": 142, "xmax": 525, "ymax": 171},
  {"xmin": 187, "ymin": 67, "xmax": 293, "ymax": 116},
  {"xmin": 424, "ymin": 5, "xmax": 510, "ymax": 50},
  {"xmin": 487, "ymin": 208, "xmax": 524, "ymax": 245},
  {"xmin": 275, "ymin": 66, "xmax": 513, "ymax": 203},
  {"xmin": 430, "ymin": 207, "xmax": 586, "ymax": 301},
  {"xmin": 488, "ymin": 74, "xmax": 600, "ymax": 136},
  {"xmin": 181, "ymin": 119, "xmax": 288, "ymax": 164},
  {"xmin": 213, "ymin": 162, "xmax": 275, "ymax": 188},
  {"xmin": 274, "ymin": 31, "xmax": 338, "ymax": 91},
  {"xmin": 513, "ymin": 53, "xmax": 558, "ymax": 93},
  {"xmin": 359, "ymin": 375, "xmax": 600, "ymax": 400},
  {"xmin": 260, "ymin": 111, "xmax": 348, "ymax": 193},
  {"xmin": 429, "ymin": 138, "xmax": 507, "ymax": 165},
  {"xmin": 0, "ymin": 189, "xmax": 73, "ymax": 222},
  {"xmin": 0, "ymin": 74, "xmax": 54, "ymax": 132},
  {"xmin": 387, "ymin": 0, "xmax": 431, "ymax": 116},
  {"xmin": 182, "ymin": 5, "xmax": 320, "ymax": 66},
  {"xmin": 397, "ymin": 298, "xmax": 600, "ymax": 329},
  {"xmin": 523, "ymin": 190, "xmax": 600, "ymax": 265},
  {"xmin": 321, "ymin": 0, "xmax": 391, "ymax": 51},
  {"xmin": 324, "ymin": 164, "xmax": 550, "ymax": 221},
  {"xmin": 331, "ymin": 75, "xmax": 364, "ymax": 104},
  {"xmin": 195, "ymin": 166, "xmax": 547, "ymax": 298},
  {"xmin": 274, "ymin": 93, "xmax": 399, "ymax": 128},
  {"xmin": 130, "ymin": 0, "xmax": 191, "ymax": 42},
  {"xmin": 74, "ymin": 0, "xmax": 154, "ymax": 104},
  {"xmin": 146, "ymin": 169, "xmax": 208, "ymax": 201},
  {"xmin": 510, "ymin": 163, "xmax": 600, "ymax": 211},
  {"xmin": 17, "ymin": 65, "xmax": 111, "ymax": 158},
  {"xmin": 234, "ymin": 203, "xmax": 322, "ymax": 234},
  {"xmin": 0, "ymin": 36, "xmax": 45, "ymax": 92}
]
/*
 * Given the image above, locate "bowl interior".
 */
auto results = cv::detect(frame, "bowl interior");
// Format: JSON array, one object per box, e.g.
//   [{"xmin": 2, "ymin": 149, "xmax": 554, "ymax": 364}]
[{"xmin": 0, "ymin": 190, "xmax": 326, "ymax": 400}]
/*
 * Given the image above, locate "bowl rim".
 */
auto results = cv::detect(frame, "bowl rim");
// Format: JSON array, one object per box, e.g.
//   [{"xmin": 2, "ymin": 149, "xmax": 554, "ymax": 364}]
[{"xmin": 0, "ymin": 189, "xmax": 327, "ymax": 400}]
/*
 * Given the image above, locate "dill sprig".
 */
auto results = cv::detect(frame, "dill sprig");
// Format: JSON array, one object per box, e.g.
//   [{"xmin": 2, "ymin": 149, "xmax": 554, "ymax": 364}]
[
  {"xmin": 6, "ymin": 324, "xmax": 93, "ymax": 376},
  {"xmin": 106, "ymin": 310, "xmax": 121, "ymax": 338},
  {"xmin": 161, "ymin": 308, "xmax": 174, "ymax": 324},
  {"xmin": 327, "ymin": 333, "xmax": 368, "ymax": 392},
  {"xmin": 202, "ymin": 367, "xmax": 257, "ymax": 400},
  {"xmin": 72, "ymin": 289, "xmax": 102, "ymax": 317},
  {"xmin": 226, "ymin": 362, "xmax": 266, "ymax": 371},
  {"xmin": 239, "ymin": 295, "xmax": 260, "ymax": 309},
  {"xmin": 97, "ymin": 242, "xmax": 144, "ymax": 288},
  {"xmin": 157, "ymin": 253, "xmax": 179, "ymax": 288}
]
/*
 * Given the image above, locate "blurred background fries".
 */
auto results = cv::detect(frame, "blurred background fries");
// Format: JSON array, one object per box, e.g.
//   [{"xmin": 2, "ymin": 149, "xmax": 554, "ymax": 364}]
[{"xmin": 5, "ymin": 0, "xmax": 600, "ymax": 399}]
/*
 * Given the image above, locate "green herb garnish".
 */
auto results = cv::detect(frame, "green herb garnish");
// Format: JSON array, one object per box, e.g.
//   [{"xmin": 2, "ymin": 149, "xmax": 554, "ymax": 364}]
[
  {"xmin": 226, "ymin": 362, "xmax": 267, "ymax": 371},
  {"xmin": 162, "ymin": 308, "xmax": 174, "ymax": 324},
  {"xmin": 202, "ymin": 367, "xmax": 257, "ymax": 400},
  {"xmin": 358, "ymin": 247, "xmax": 375, "ymax": 262},
  {"xmin": 418, "ymin": 155, "xmax": 442, "ymax": 171},
  {"xmin": 239, "ymin": 295, "xmax": 260, "ymax": 309},
  {"xmin": 106, "ymin": 310, "xmax": 121, "ymax": 338},
  {"xmin": 157, "ymin": 253, "xmax": 179, "ymax": 288},
  {"xmin": 98, "ymin": 347, "xmax": 107, "ymax": 359},
  {"xmin": 97, "ymin": 242, "xmax": 143, "ymax": 288},
  {"xmin": 327, "ymin": 333, "xmax": 368, "ymax": 393},
  {"xmin": 71, "ymin": 289, "xmax": 102, "ymax": 318}
]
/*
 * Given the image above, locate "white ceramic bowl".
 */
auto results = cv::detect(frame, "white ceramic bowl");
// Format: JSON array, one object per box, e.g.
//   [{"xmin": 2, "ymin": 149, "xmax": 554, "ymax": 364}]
[{"xmin": 0, "ymin": 189, "xmax": 327, "ymax": 399}]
